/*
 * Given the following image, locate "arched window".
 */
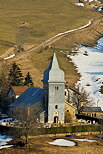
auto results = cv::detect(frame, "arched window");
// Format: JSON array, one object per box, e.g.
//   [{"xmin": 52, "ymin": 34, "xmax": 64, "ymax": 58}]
[{"xmin": 55, "ymin": 105, "xmax": 58, "ymax": 109}]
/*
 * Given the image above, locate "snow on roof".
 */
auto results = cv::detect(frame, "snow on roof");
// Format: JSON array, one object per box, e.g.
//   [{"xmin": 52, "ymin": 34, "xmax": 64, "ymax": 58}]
[
  {"xmin": 48, "ymin": 139, "xmax": 76, "ymax": 146},
  {"xmin": 9, "ymin": 87, "xmax": 45, "ymax": 108},
  {"xmin": 0, "ymin": 118, "xmax": 13, "ymax": 123}
]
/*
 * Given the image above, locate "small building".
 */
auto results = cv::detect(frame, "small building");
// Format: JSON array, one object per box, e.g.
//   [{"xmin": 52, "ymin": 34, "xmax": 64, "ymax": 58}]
[
  {"xmin": 80, "ymin": 106, "xmax": 103, "ymax": 119},
  {"xmin": 65, "ymin": 102, "xmax": 76, "ymax": 123},
  {"xmin": 9, "ymin": 87, "xmax": 45, "ymax": 123},
  {"xmin": 8, "ymin": 86, "xmax": 28, "ymax": 101}
]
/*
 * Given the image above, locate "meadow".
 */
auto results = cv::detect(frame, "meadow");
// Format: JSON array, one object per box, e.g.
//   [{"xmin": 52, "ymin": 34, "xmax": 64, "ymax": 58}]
[
  {"xmin": 1, "ymin": 135, "xmax": 103, "ymax": 154},
  {"xmin": 0, "ymin": 0, "xmax": 102, "ymax": 87},
  {"xmin": 0, "ymin": 0, "xmax": 99, "ymax": 53}
]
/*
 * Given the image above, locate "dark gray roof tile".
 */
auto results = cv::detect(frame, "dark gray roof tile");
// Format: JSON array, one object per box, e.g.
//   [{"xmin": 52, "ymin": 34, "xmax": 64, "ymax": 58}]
[
  {"xmin": 9, "ymin": 87, "xmax": 45, "ymax": 108},
  {"xmin": 81, "ymin": 107, "xmax": 103, "ymax": 112}
]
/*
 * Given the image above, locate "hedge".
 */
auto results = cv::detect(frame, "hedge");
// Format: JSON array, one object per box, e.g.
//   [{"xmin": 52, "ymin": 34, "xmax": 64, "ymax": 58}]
[
  {"xmin": 0, "ymin": 124, "xmax": 101, "ymax": 136},
  {"xmin": 43, "ymin": 125, "xmax": 101, "ymax": 134}
]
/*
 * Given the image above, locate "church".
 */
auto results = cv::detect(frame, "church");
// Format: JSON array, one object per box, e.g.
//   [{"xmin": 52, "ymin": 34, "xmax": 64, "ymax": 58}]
[{"xmin": 9, "ymin": 53, "xmax": 76, "ymax": 124}]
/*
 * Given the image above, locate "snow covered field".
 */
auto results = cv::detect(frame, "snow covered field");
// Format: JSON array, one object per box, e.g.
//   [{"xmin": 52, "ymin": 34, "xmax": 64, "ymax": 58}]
[
  {"xmin": 0, "ymin": 135, "xmax": 13, "ymax": 149},
  {"xmin": 68, "ymin": 37, "xmax": 103, "ymax": 109}
]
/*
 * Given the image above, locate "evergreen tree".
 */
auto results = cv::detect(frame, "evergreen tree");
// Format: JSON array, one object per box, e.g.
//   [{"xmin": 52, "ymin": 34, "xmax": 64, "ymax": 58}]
[
  {"xmin": 8, "ymin": 62, "xmax": 24, "ymax": 86},
  {"xmin": 0, "ymin": 63, "xmax": 11, "ymax": 111},
  {"xmin": 24, "ymin": 72, "xmax": 34, "ymax": 87}
]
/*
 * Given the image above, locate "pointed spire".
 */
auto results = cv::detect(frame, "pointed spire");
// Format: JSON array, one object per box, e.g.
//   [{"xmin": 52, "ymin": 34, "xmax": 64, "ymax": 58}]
[
  {"xmin": 51, "ymin": 52, "xmax": 59, "ymax": 70},
  {"xmin": 43, "ymin": 53, "xmax": 65, "ymax": 82}
]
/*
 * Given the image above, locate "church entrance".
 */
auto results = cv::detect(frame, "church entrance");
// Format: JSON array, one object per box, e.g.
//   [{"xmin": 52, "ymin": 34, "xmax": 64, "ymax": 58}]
[{"xmin": 54, "ymin": 116, "xmax": 58, "ymax": 123}]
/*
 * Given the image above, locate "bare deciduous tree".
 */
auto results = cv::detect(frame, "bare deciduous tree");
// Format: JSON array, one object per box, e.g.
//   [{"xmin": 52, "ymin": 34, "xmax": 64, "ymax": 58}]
[
  {"xmin": 12, "ymin": 106, "xmax": 42, "ymax": 146},
  {"xmin": 73, "ymin": 85, "xmax": 93, "ymax": 114}
]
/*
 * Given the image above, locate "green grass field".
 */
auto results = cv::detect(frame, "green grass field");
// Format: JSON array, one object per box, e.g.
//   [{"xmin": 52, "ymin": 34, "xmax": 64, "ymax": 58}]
[{"xmin": 0, "ymin": 0, "xmax": 99, "ymax": 54}]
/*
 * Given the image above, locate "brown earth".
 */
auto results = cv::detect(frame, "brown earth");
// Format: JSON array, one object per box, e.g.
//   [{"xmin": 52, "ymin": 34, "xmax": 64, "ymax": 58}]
[{"xmin": 1, "ymin": 136, "xmax": 103, "ymax": 154}]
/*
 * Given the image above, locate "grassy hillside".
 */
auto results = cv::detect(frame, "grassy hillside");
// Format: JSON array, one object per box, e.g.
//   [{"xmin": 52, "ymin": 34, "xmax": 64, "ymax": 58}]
[
  {"xmin": 0, "ymin": 0, "xmax": 102, "ymax": 87},
  {"xmin": 0, "ymin": 0, "xmax": 99, "ymax": 54}
]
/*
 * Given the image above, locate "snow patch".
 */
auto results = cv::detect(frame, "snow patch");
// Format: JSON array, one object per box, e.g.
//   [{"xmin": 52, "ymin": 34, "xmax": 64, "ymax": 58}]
[
  {"xmin": 98, "ymin": 6, "xmax": 103, "ymax": 12},
  {"xmin": 4, "ymin": 54, "xmax": 15, "ymax": 60},
  {"xmin": 75, "ymin": 3, "xmax": 84, "ymax": 7},
  {"xmin": 73, "ymin": 139, "xmax": 97, "ymax": 142},
  {"xmin": 48, "ymin": 139, "xmax": 76, "ymax": 146},
  {"xmin": 0, "ymin": 145, "xmax": 13, "ymax": 149},
  {"xmin": 68, "ymin": 37, "xmax": 103, "ymax": 109},
  {"xmin": 0, "ymin": 135, "xmax": 13, "ymax": 149},
  {"xmin": 84, "ymin": 0, "xmax": 94, "ymax": 2},
  {"xmin": 84, "ymin": 0, "xmax": 100, "ymax": 2}
]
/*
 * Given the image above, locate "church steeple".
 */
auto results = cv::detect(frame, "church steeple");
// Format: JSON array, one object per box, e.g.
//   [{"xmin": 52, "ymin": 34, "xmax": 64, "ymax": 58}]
[
  {"xmin": 43, "ymin": 53, "xmax": 65, "ymax": 124},
  {"xmin": 43, "ymin": 53, "xmax": 65, "ymax": 83},
  {"xmin": 50, "ymin": 52, "xmax": 59, "ymax": 69}
]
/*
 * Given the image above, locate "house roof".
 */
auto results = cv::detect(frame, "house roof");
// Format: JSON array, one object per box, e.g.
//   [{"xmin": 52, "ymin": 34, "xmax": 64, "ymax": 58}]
[
  {"xmin": 11, "ymin": 86, "xmax": 28, "ymax": 95},
  {"xmin": 65, "ymin": 84, "xmax": 80, "ymax": 95},
  {"xmin": 43, "ymin": 53, "xmax": 65, "ymax": 82},
  {"xmin": 80, "ymin": 107, "xmax": 103, "ymax": 112},
  {"xmin": 9, "ymin": 87, "xmax": 45, "ymax": 108},
  {"xmin": 65, "ymin": 101, "xmax": 77, "ymax": 110}
]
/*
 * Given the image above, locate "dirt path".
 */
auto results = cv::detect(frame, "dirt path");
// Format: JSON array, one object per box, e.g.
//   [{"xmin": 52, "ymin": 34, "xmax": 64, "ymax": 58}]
[
  {"xmin": 3, "ymin": 16, "xmax": 103, "ymax": 60},
  {"xmin": 26, "ymin": 21, "xmax": 92, "ymax": 53}
]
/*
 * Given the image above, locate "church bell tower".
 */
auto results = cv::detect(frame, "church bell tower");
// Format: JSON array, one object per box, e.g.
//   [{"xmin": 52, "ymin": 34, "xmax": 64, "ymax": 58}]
[{"xmin": 43, "ymin": 53, "xmax": 65, "ymax": 123}]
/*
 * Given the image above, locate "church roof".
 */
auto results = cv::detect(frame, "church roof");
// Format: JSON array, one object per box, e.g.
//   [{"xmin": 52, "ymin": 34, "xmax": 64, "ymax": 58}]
[
  {"xmin": 43, "ymin": 53, "xmax": 65, "ymax": 82},
  {"xmin": 11, "ymin": 86, "xmax": 28, "ymax": 95},
  {"xmin": 9, "ymin": 87, "xmax": 45, "ymax": 108}
]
